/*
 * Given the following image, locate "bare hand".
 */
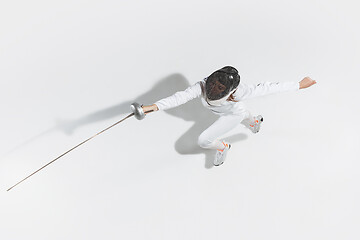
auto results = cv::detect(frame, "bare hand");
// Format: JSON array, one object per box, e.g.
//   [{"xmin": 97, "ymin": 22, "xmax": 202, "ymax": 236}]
[
  {"xmin": 299, "ymin": 77, "xmax": 317, "ymax": 89},
  {"xmin": 142, "ymin": 104, "xmax": 159, "ymax": 114}
]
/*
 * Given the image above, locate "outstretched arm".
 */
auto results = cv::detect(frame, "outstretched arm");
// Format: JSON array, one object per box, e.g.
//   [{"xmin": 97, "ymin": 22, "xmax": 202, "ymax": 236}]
[
  {"xmin": 141, "ymin": 80, "xmax": 203, "ymax": 113},
  {"xmin": 234, "ymin": 76, "xmax": 316, "ymax": 101}
]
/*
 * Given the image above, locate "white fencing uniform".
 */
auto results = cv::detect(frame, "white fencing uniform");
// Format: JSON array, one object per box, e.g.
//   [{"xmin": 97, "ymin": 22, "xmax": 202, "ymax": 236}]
[{"xmin": 155, "ymin": 79, "xmax": 300, "ymax": 150}]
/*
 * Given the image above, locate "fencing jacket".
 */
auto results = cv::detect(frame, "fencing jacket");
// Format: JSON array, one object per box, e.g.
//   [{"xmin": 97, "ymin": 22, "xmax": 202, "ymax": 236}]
[{"xmin": 154, "ymin": 79, "xmax": 300, "ymax": 116}]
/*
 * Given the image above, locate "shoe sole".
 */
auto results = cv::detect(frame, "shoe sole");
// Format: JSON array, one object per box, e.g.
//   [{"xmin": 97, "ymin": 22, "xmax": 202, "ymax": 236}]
[{"xmin": 213, "ymin": 144, "xmax": 231, "ymax": 166}]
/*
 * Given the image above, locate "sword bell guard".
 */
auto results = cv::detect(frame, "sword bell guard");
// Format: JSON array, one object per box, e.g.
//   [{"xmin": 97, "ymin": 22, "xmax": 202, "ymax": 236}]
[{"xmin": 130, "ymin": 102, "xmax": 146, "ymax": 120}]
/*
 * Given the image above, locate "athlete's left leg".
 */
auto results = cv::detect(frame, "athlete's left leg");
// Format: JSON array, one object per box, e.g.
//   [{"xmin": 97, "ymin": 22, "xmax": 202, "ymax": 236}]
[{"xmin": 197, "ymin": 114, "xmax": 247, "ymax": 150}]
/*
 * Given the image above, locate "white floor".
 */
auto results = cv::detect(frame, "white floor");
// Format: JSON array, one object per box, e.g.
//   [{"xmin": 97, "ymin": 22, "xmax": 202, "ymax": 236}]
[{"xmin": 1, "ymin": 1, "xmax": 359, "ymax": 239}]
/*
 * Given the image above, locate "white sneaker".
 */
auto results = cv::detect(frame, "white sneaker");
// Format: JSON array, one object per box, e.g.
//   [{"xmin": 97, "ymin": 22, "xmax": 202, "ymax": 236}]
[
  {"xmin": 214, "ymin": 141, "xmax": 231, "ymax": 166},
  {"xmin": 246, "ymin": 115, "xmax": 263, "ymax": 133}
]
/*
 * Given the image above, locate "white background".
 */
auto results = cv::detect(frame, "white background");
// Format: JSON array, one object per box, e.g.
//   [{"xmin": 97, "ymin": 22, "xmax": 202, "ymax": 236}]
[{"xmin": 0, "ymin": 0, "xmax": 359, "ymax": 239}]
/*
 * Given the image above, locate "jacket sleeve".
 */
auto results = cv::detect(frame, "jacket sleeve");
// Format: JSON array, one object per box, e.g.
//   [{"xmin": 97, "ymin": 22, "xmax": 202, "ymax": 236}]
[
  {"xmin": 154, "ymin": 81, "xmax": 203, "ymax": 111},
  {"xmin": 233, "ymin": 81, "xmax": 300, "ymax": 101}
]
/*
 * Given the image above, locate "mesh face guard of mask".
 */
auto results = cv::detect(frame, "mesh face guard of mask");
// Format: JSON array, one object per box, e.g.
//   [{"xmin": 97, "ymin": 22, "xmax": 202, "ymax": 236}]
[{"xmin": 203, "ymin": 66, "xmax": 240, "ymax": 106}]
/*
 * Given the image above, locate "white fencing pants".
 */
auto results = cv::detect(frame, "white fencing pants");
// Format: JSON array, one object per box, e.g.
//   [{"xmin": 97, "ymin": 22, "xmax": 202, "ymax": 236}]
[{"xmin": 197, "ymin": 111, "xmax": 256, "ymax": 150}]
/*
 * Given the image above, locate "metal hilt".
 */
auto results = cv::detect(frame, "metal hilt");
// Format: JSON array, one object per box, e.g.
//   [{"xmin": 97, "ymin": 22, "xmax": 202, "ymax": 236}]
[{"xmin": 130, "ymin": 102, "xmax": 146, "ymax": 120}]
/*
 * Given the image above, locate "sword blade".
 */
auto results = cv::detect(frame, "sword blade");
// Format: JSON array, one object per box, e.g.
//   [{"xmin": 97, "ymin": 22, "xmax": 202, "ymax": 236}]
[{"xmin": 7, "ymin": 112, "xmax": 135, "ymax": 191}]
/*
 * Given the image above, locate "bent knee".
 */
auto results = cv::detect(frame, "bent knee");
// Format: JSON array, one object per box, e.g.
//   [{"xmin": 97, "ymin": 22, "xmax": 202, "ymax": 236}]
[{"xmin": 197, "ymin": 134, "xmax": 213, "ymax": 148}]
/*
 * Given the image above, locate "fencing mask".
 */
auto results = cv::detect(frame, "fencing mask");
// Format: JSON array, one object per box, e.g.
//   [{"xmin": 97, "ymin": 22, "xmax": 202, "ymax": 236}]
[{"xmin": 202, "ymin": 66, "xmax": 240, "ymax": 106}]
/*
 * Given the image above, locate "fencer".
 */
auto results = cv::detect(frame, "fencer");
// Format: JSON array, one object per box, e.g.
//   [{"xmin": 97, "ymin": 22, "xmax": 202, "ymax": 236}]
[{"xmin": 7, "ymin": 66, "xmax": 316, "ymax": 191}]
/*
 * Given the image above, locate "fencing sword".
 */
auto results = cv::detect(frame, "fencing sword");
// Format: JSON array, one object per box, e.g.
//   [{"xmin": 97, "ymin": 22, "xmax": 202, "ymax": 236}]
[{"xmin": 7, "ymin": 102, "xmax": 150, "ymax": 191}]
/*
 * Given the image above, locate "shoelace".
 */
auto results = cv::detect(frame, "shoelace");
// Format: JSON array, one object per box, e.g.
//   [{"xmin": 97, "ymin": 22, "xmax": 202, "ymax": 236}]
[
  {"xmin": 249, "ymin": 118, "xmax": 259, "ymax": 128},
  {"xmin": 217, "ymin": 141, "xmax": 229, "ymax": 152}
]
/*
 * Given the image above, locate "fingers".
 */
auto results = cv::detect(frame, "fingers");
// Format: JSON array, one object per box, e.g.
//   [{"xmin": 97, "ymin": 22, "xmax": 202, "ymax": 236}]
[
  {"xmin": 142, "ymin": 105, "xmax": 155, "ymax": 114},
  {"xmin": 300, "ymin": 77, "xmax": 317, "ymax": 89},
  {"xmin": 141, "ymin": 106, "xmax": 148, "ymax": 114},
  {"xmin": 304, "ymin": 77, "xmax": 317, "ymax": 85}
]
